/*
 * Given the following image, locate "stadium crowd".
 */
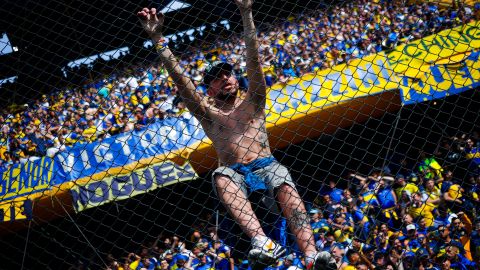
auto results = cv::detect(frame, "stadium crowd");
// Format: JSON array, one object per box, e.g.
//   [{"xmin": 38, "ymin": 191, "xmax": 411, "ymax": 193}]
[
  {"xmin": 1, "ymin": 0, "xmax": 479, "ymax": 170},
  {"xmin": 95, "ymin": 130, "xmax": 480, "ymax": 270}
]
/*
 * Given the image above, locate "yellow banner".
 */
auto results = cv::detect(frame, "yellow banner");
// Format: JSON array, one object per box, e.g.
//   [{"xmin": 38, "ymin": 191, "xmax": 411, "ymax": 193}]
[
  {"xmin": 0, "ymin": 199, "xmax": 33, "ymax": 222},
  {"xmin": 389, "ymin": 21, "xmax": 480, "ymax": 104},
  {"xmin": 408, "ymin": 0, "xmax": 477, "ymax": 9},
  {"xmin": 265, "ymin": 53, "xmax": 399, "ymax": 124},
  {"xmin": 388, "ymin": 21, "xmax": 480, "ymax": 78},
  {"xmin": 70, "ymin": 160, "xmax": 197, "ymax": 212}
]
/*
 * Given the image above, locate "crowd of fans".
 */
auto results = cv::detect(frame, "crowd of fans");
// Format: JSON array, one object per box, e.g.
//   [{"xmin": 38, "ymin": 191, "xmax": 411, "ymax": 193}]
[
  {"xmin": 1, "ymin": 0, "xmax": 479, "ymax": 170},
  {"xmin": 0, "ymin": 0, "xmax": 476, "ymax": 269},
  {"xmin": 91, "ymin": 131, "xmax": 480, "ymax": 270}
]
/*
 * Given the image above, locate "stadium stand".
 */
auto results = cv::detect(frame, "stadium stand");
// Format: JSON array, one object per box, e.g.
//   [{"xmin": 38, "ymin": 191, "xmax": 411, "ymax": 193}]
[
  {"xmin": 1, "ymin": 0, "xmax": 476, "ymax": 168},
  {"xmin": 0, "ymin": 0, "xmax": 479, "ymax": 270}
]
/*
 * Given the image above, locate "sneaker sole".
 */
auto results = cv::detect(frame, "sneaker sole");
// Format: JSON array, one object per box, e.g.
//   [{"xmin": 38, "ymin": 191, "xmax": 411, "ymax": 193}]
[{"xmin": 248, "ymin": 248, "xmax": 285, "ymax": 266}]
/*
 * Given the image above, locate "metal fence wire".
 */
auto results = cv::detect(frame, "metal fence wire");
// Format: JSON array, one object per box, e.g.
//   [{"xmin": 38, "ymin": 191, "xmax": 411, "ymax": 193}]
[{"xmin": 0, "ymin": 0, "xmax": 479, "ymax": 269}]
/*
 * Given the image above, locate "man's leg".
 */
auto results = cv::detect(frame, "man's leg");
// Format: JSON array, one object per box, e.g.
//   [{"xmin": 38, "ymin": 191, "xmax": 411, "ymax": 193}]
[
  {"xmin": 275, "ymin": 183, "xmax": 317, "ymax": 256},
  {"xmin": 215, "ymin": 174, "xmax": 286, "ymax": 264},
  {"xmin": 215, "ymin": 174, "xmax": 265, "ymax": 238}
]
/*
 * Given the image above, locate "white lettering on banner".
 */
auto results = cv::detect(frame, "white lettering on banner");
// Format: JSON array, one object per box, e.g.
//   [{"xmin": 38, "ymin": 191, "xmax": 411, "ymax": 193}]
[
  {"xmin": 178, "ymin": 120, "xmax": 189, "ymax": 138},
  {"xmin": 115, "ymin": 135, "xmax": 132, "ymax": 157},
  {"xmin": 80, "ymin": 149, "xmax": 91, "ymax": 170},
  {"xmin": 189, "ymin": 115, "xmax": 203, "ymax": 138},
  {"xmin": 93, "ymin": 143, "xmax": 114, "ymax": 164},
  {"xmin": 159, "ymin": 125, "xmax": 174, "ymax": 147},
  {"xmin": 139, "ymin": 129, "xmax": 159, "ymax": 149},
  {"xmin": 56, "ymin": 152, "xmax": 75, "ymax": 175}
]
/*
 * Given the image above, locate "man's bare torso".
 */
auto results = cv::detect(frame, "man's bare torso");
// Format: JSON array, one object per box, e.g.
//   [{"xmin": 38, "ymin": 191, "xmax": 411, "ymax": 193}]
[{"xmin": 202, "ymin": 97, "xmax": 271, "ymax": 166}]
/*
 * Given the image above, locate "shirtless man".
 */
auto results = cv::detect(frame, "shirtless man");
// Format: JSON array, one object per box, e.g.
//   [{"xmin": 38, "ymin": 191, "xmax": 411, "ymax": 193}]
[{"xmin": 137, "ymin": 1, "xmax": 330, "ymax": 268}]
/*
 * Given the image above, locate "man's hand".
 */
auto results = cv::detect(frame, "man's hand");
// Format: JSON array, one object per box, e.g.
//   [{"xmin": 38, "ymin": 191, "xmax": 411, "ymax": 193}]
[
  {"xmin": 137, "ymin": 7, "xmax": 165, "ymax": 41},
  {"xmin": 234, "ymin": 0, "xmax": 253, "ymax": 12}
]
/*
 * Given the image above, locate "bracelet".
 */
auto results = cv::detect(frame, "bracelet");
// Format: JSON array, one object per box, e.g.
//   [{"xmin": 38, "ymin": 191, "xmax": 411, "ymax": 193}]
[{"xmin": 155, "ymin": 37, "xmax": 169, "ymax": 53}]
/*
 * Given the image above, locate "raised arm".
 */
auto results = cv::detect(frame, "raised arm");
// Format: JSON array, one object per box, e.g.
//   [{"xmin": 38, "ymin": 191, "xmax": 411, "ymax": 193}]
[
  {"xmin": 137, "ymin": 8, "xmax": 210, "ymax": 122},
  {"xmin": 235, "ymin": 0, "xmax": 267, "ymax": 108}
]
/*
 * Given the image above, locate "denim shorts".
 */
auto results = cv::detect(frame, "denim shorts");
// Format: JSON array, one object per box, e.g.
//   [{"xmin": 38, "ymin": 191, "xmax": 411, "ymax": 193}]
[{"xmin": 212, "ymin": 159, "xmax": 297, "ymax": 198}]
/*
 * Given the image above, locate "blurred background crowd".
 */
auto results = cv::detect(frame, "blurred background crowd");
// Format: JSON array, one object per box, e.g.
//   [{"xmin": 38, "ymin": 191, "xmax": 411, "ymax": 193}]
[
  {"xmin": 1, "ymin": 0, "xmax": 479, "ymax": 170},
  {"xmin": 93, "ymin": 128, "xmax": 480, "ymax": 270},
  {"xmin": 1, "ymin": 0, "xmax": 479, "ymax": 269}
]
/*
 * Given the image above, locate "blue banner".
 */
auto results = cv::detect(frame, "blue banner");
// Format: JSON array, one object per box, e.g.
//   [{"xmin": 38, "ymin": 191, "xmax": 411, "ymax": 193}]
[
  {"xmin": 54, "ymin": 114, "xmax": 206, "ymax": 182},
  {"xmin": 0, "ymin": 157, "xmax": 61, "ymax": 201}
]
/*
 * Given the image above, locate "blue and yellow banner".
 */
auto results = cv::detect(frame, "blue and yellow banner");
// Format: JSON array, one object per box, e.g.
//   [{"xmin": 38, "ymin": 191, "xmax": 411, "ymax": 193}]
[
  {"xmin": 0, "ymin": 157, "xmax": 58, "ymax": 201},
  {"xmin": 0, "ymin": 199, "xmax": 33, "ymax": 222},
  {"xmin": 70, "ymin": 160, "xmax": 197, "ymax": 212},
  {"xmin": 265, "ymin": 53, "xmax": 399, "ymax": 123},
  {"xmin": 54, "ymin": 114, "xmax": 206, "ymax": 182},
  {"xmin": 389, "ymin": 21, "xmax": 480, "ymax": 104}
]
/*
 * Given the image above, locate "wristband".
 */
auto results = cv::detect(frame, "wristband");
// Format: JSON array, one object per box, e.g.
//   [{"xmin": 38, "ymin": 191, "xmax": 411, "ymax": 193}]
[{"xmin": 155, "ymin": 37, "xmax": 169, "ymax": 53}]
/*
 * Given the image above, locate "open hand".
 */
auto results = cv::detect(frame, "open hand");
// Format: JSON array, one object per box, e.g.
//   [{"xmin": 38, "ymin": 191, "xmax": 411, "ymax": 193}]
[
  {"xmin": 234, "ymin": 0, "xmax": 253, "ymax": 12},
  {"xmin": 137, "ymin": 8, "xmax": 164, "ymax": 40}
]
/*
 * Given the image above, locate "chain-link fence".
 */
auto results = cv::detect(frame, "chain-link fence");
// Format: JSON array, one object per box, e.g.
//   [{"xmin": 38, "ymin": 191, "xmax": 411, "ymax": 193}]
[{"xmin": 0, "ymin": 0, "xmax": 479, "ymax": 269}]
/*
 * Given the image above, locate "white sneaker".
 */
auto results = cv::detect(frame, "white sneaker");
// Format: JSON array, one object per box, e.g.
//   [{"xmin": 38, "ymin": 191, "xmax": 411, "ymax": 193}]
[{"xmin": 248, "ymin": 237, "xmax": 286, "ymax": 265}]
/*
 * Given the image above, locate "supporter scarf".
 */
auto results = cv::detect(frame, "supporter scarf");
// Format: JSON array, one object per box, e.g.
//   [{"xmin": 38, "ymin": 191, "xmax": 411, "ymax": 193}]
[{"xmin": 229, "ymin": 156, "xmax": 276, "ymax": 193}]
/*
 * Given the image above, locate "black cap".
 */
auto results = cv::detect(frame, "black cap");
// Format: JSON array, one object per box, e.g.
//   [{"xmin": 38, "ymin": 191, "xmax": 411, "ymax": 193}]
[{"xmin": 204, "ymin": 61, "xmax": 233, "ymax": 87}]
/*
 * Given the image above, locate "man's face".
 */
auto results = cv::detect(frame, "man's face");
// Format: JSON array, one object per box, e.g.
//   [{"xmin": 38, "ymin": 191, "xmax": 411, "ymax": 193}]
[
  {"xmin": 332, "ymin": 247, "xmax": 345, "ymax": 261},
  {"xmin": 193, "ymin": 231, "xmax": 201, "ymax": 239},
  {"xmin": 452, "ymin": 218, "xmax": 462, "ymax": 230},
  {"xmin": 349, "ymin": 253, "xmax": 360, "ymax": 264},
  {"xmin": 377, "ymin": 180, "xmax": 385, "ymax": 189},
  {"xmin": 439, "ymin": 226, "xmax": 449, "ymax": 238},
  {"xmin": 426, "ymin": 179, "xmax": 434, "ymax": 190},
  {"xmin": 357, "ymin": 264, "xmax": 368, "ymax": 270},
  {"xmin": 419, "ymin": 218, "xmax": 426, "ymax": 228},
  {"xmin": 394, "ymin": 239, "xmax": 402, "ymax": 250},
  {"xmin": 161, "ymin": 260, "xmax": 169, "ymax": 270},
  {"xmin": 380, "ymin": 224, "xmax": 388, "ymax": 234},
  {"xmin": 352, "ymin": 239, "xmax": 361, "ymax": 248},
  {"xmin": 467, "ymin": 139, "xmax": 474, "ymax": 148},
  {"xmin": 326, "ymin": 235, "xmax": 335, "ymax": 243},
  {"xmin": 442, "ymin": 259, "xmax": 451, "ymax": 270},
  {"xmin": 402, "ymin": 214, "xmax": 413, "ymax": 224},
  {"xmin": 445, "ymin": 246, "xmax": 459, "ymax": 259},
  {"xmin": 207, "ymin": 71, "xmax": 239, "ymax": 100},
  {"xmin": 412, "ymin": 194, "xmax": 421, "ymax": 204}
]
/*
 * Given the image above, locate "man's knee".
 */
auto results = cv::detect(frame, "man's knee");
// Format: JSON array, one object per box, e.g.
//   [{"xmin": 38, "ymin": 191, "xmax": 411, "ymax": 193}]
[
  {"xmin": 214, "ymin": 173, "xmax": 245, "ymax": 197},
  {"xmin": 214, "ymin": 173, "xmax": 232, "ymax": 185},
  {"xmin": 274, "ymin": 183, "xmax": 300, "ymax": 200}
]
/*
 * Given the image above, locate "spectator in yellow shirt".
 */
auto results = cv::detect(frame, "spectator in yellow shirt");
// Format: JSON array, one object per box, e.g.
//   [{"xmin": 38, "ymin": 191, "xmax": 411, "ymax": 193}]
[
  {"xmin": 409, "ymin": 192, "xmax": 435, "ymax": 227},
  {"xmin": 394, "ymin": 174, "xmax": 419, "ymax": 199},
  {"xmin": 423, "ymin": 178, "xmax": 441, "ymax": 208}
]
